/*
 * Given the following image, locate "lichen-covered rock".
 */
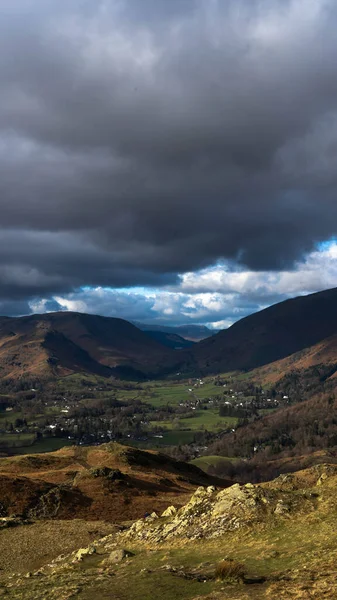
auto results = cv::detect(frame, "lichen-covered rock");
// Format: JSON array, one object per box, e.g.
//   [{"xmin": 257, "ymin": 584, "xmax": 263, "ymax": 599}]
[
  {"xmin": 122, "ymin": 481, "xmax": 317, "ymax": 544},
  {"xmin": 161, "ymin": 506, "xmax": 176, "ymax": 517},
  {"xmin": 72, "ymin": 545, "xmax": 96, "ymax": 562}
]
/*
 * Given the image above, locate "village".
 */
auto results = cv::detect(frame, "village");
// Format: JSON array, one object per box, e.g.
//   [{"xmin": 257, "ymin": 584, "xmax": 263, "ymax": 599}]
[{"xmin": 0, "ymin": 374, "xmax": 293, "ymax": 455}]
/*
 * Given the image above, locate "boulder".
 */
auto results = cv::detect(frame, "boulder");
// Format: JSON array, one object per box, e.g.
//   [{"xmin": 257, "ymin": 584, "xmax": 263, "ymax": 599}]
[{"xmin": 104, "ymin": 549, "xmax": 134, "ymax": 564}]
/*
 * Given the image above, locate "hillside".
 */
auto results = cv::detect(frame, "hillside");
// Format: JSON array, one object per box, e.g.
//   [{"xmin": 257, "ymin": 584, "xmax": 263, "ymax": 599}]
[
  {"xmin": 0, "ymin": 312, "xmax": 182, "ymax": 380},
  {"xmin": 3, "ymin": 288, "xmax": 337, "ymax": 382},
  {"xmin": 0, "ymin": 442, "xmax": 228, "ymax": 522},
  {"xmin": 134, "ymin": 322, "xmax": 215, "ymax": 342},
  {"xmin": 249, "ymin": 332, "xmax": 337, "ymax": 385},
  {"xmin": 190, "ymin": 287, "xmax": 337, "ymax": 373},
  {"xmin": 144, "ymin": 330, "xmax": 195, "ymax": 349},
  {"xmin": 208, "ymin": 390, "xmax": 337, "ymax": 465},
  {"xmin": 2, "ymin": 462, "xmax": 337, "ymax": 598}
]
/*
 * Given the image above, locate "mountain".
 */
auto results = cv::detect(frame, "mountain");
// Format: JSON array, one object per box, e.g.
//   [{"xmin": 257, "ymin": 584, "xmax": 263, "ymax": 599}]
[
  {"xmin": 144, "ymin": 330, "xmax": 195, "ymax": 349},
  {"xmin": 249, "ymin": 332, "xmax": 337, "ymax": 385},
  {"xmin": 190, "ymin": 287, "xmax": 337, "ymax": 374},
  {"xmin": 3, "ymin": 287, "xmax": 337, "ymax": 382},
  {"xmin": 0, "ymin": 312, "xmax": 182, "ymax": 380},
  {"xmin": 133, "ymin": 322, "xmax": 216, "ymax": 342}
]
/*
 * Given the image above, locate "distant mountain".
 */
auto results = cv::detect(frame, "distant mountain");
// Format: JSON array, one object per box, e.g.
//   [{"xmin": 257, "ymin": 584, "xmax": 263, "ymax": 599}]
[
  {"xmin": 4, "ymin": 288, "xmax": 337, "ymax": 382},
  {"xmin": 0, "ymin": 312, "xmax": 181, "ymax": 380},
  {"xmin": 190, "ymin": 287, "xmax": 337, "ymax": 373},
  {"xmin": 144, "ymin": 330, "xmax": 195, "ymax": 349},
  {"xmin": 133, "ymin": 322, "xmax": 216, "ymax": 342}
]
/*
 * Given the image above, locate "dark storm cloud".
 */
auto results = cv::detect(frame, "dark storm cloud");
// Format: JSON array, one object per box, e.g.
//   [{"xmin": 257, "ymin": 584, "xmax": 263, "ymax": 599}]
[{"xmin": 1, "ymin": 0, "xmax": 337, "ymax": 307}]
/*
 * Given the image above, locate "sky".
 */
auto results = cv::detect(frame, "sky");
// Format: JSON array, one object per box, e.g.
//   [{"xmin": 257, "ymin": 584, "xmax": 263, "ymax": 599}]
[{"xmin": 2, "ymin": 0, "xmax": 337, "ymax": 328}]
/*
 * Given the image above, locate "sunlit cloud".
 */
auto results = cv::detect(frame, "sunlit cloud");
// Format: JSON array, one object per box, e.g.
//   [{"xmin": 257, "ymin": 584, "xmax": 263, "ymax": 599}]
[{"xmin": 26, "ymin": 242, "xmax": 337, "ymax": 329}]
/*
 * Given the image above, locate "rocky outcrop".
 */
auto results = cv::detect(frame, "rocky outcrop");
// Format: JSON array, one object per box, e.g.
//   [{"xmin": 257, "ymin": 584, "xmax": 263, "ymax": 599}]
[
  {"xmin": 123, "ymin": 482, "xmax": 318, "ymax": 543},
  {"xmin": 88, "ymin": 467, "xmax": 125, "ymax": 481},
  {"xmin": 72, "ymin": 545, "xmax": 96, "ymax": 563},
  {"xmin": 26, "ymin": 484, "xmax": 92, "ymax": 519}
]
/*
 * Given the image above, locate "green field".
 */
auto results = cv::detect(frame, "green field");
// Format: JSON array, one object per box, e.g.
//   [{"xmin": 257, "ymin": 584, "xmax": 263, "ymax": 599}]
[
  {"xmin": 0, "ymin": 372, "xmax": 245, "ymax": 455},
  {"xmin": 57, "ymin": 374, "xmax": 229, "ymax": 409},
  {"xmin": 151, "ymin": 409, "xmax": 237, "ymax": 432},
  {"xmin": 114, "ymin": 381, "xmax": 222, "ymax": 407},
  {"xmin": 0, "ymin": 437, "xmax": 74, "ymax": 455},
  {"xmin": 1, "ymin": 404, "xmax": 61, "ymax": 419},
  {"xmin": 0, "ymin": 432, "xmax": 35, "ymax": 449},
  {"xmin": 0, "ymin": 411, "xmax": 23, "ymax": 424},
  {"xmin": 131, "ymin": 430, "xmax": 200, "ymax": 448}
]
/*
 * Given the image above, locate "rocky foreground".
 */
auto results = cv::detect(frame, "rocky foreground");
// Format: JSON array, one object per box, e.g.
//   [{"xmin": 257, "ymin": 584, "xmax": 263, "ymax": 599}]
[
  {"xmin": 1, "ymin": 462, "xmax": 337, "ymax": 598},
  {"xmin": 124, "ymin": 479, "xmax": 317, "ymax": 543}
]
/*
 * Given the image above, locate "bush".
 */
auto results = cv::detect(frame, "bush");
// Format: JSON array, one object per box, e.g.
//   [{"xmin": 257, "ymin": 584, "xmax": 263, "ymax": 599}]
[{"xmin": 215, "ymin": 559, "xmax": 245, "ymax": 581}]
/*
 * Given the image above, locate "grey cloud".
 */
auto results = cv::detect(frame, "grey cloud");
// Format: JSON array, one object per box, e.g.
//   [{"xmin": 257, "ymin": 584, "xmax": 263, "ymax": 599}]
[
  {"xmin": 1, "ymin": 1, "xmax": 337, "ymax": 307},
  {"xmin": 44, "ymin": 288, "xmax": 263, "ymax": 328}
]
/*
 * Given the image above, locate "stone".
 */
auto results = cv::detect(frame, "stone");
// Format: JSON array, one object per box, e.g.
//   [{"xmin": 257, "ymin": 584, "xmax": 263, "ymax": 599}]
[
  {"xmin": 104, "ymin": 549, "xmax": 134, "ymax": 564},
  {"xmin": 161, "ymin": 506, "xmax": 177, "ymax": 517},
  {"xmin": 193, "ymin": 486, "xmax": 208, "ymax": 497},
  {"xmin": 317, "ymin": 472, "xmax": 328, "ymax": 486},
  {"xmin": 73, "ymin": 546, "xmax": 96, "ymax": 562},
  {"xmin": 274, "ymin": 501, "xmax": 290, "ymax": 515}
]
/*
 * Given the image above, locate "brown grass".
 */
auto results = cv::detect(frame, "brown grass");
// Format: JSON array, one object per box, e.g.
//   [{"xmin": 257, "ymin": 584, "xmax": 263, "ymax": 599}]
[
  {"xmin": 214, "ymin": 559, "xmax": 245, "ymax": 581},
  {"xmin": 0, "ymin": 443, "xmax": 228, "ymax": 522}
]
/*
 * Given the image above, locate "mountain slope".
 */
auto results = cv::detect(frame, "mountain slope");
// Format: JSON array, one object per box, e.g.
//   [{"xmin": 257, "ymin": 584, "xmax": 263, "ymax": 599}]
[
  {"xmin": 191, "ymin": 287, "xmax": 337, "ymax": 373},
  {"xmin": 0, "ymin": 312, "xmax": 181, "ymax": 379},
  {"xmin": 144, "ymin": 330, "xmax": 195, "ymax": 349},
  {"xmin": 250, "ymin": 332, "xmax": 337, "ymax": 385},
  {"xmin": 208, "ymin": 389, "xmax": 337, "ymax": 462},
  {"xmin": 134, "ymin": 322, "xmax": 216, "ymax": 342}
]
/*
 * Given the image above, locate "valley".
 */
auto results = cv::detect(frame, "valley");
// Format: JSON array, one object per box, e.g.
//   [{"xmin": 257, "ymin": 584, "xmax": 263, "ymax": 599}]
[
  {"xmin": 3, "ymin": 289, "xmax": 337, "ymax": 598},
  {"xmin": 3, "ymin": 289, "xmax": 337, "ymax": 479},
  {"xmin": 0, "ymin": 371, "xmax": 290, "ymax": 465},
  {"xmin": 3, "ymin": 2, "xmax": 337, "ymax": 595}
]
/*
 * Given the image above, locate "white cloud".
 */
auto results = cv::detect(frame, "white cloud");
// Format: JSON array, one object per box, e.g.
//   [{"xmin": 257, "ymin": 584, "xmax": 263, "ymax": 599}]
[
  {"xmin": 53, "ymin": 296, "xmax": 87, "ymax": 313},
  {"xmin": 25, "ymin": 242, "xmax": 337, "ymax": 329},
  {"xmin": 179, "ymin": 243, "xmax": 337, "ymax": 298}
]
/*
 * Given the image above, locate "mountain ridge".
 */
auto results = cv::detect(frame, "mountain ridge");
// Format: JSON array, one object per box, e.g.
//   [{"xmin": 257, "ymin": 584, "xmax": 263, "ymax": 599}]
[
  {"xmin": 2, "ymin": 287, "xmax": 337, "ymax": 382},
  {"xmin": 0, "ymin": 311, "xmax": 181, "ymax": 380},
  {"xmin": 190, "ymin": 286, "xmax": 337, "ymax": 373}
]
